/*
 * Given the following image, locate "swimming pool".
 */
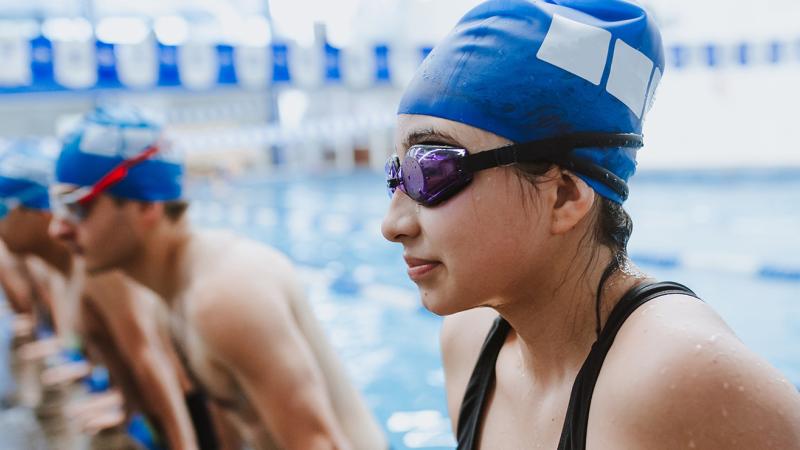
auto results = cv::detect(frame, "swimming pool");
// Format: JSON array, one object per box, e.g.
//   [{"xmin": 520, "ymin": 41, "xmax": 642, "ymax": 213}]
[{"xmin": 186, "ymin": 168, "xmax": 800, "ymax": 450}]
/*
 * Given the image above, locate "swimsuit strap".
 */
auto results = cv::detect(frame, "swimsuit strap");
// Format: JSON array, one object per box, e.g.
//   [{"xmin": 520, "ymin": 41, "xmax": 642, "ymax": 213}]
[
  {"xmin": 456, "ymin": 281, "xmax": 699, "ymax": 450},
  {"xmin": 455, "ymin": 316, "xmax": 511, "ymax": 449},
  {"xmin": 558, "ymin": 281, "xmax": 699, "ymax": 449}
]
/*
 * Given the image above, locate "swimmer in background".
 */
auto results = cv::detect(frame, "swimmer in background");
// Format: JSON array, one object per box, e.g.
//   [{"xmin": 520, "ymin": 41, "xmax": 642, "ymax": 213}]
[
  {"xmin": 0, "ymin": 237, "xmax": 50, "ymax": 358},
  {"xmin": 381, "ymin": 1, "xmax": 800, "ymax": 449},
  {"xmin": 50, "ymin": 105, "xmax": 388, "ymax": 450},
  {"xmin": 0, "ymin": 139, "xmax": 203, "ymax": 449},
  {"xmin": 0, "ymin": 237, "xmax": 45, "ymax": 325},
  {"xmin": 0, "ymin": 139, "xmax": 81, "ymax": 385}
]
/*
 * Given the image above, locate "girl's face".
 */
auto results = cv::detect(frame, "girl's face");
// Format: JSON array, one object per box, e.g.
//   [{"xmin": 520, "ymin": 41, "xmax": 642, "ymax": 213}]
[{"xmin": 381, "ymin": 115, "xmax": 563, "ymax": 316}]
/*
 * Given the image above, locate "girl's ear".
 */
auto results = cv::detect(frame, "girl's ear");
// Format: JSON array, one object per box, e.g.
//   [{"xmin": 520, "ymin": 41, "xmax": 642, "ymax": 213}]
[{"xmin": 551, "ymin": 170, "xmax": 596, "ymax": 235}]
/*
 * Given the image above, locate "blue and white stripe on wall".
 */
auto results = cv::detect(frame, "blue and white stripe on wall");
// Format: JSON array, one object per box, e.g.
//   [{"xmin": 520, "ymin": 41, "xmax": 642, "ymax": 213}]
[
  {"xmin": 0, "ymin": 33, "xmax": 402, "ymax": 93},
  {"xmin": 667, "ymin": 40, "xmax": 800, "ymax": 68},
  {"xmin": 1, "ymin": 29, "xmax": 799, "ymax": 94}
]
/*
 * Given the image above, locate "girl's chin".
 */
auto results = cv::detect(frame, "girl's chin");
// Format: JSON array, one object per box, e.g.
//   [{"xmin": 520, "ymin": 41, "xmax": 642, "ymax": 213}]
[{"xmin": 418, "ymin": 289, "xmax": 465, "ymax": 316}]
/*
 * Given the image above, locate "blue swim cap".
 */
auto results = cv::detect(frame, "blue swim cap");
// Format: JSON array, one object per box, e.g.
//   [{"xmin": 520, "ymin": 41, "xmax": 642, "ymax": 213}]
[
  {"xmin": 0, "ymin": 138, "xmax": 58, "ymax": 215},
  {"xmin": 398, "ymin": 0, "xmax": 665, "ymax": 203},
  {"xmin": 55, "ymin": 106, "xmax": 184, "ymax": 202}
]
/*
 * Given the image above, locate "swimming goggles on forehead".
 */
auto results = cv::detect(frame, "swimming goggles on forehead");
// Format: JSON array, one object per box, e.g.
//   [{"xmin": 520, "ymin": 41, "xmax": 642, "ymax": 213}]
[
  {"xmin": 52, "ymin": 145, "xmax": 159, "ymax": 223},
  {"xmin": 385, "ymin": 133, "xmax": 643, "ymax": 207}
]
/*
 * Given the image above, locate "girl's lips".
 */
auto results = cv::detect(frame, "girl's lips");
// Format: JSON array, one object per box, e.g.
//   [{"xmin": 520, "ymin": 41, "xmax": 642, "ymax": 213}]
[{"xmin": 404, "ymin": 256, "xmax": 442, "ymax": 282}]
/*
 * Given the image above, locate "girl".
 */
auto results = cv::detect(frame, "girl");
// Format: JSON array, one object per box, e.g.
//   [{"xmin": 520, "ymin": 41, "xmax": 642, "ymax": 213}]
[{"xmin": 381, "ymin": 1, "xmax": 800, "ymax": 448}]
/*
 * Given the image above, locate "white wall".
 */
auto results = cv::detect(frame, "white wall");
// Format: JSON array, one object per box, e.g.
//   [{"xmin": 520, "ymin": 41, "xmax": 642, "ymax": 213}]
[
  {"xmin": 640, "ymin": 0, "xmax": 800, "ymax": 168},
  {"xmin": 641, "ymin": 65, "xmax": 800, "ymax": 169}
]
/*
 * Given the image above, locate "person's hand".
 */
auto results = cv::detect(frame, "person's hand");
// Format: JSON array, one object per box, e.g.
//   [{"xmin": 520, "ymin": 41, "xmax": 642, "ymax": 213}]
[
  {"xmin": 18, "ymin": 337, "xmax": 61, "ymax": 361},
  {"xmin": 40, "ymin": 361, "xmax": 91, "ymax": 387},
  {"xmin": 11, "ymin": 314, "xmax": 34, "ymax": 337},
  {"xmin": 67, "ymin": 390, "xmax": 126, "ymax": 435}
]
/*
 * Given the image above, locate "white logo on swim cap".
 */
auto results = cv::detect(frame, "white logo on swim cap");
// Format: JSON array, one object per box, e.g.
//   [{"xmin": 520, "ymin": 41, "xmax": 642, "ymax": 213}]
[
  {"xmin": 76, "ymin": 121, "xmax": 179, "ymax": 163},
  {"xmin": 78, "ymin": 123, "xmax": 123, "ymax": 157},
  {"xmin": 537, "ymin": 14, "xmax": 612, "ymax": 86},
  {"xmin": 0, "ymin": 138, "xmax": 58, "ymax": 186},
  {"xmin": 537, "ymin": 14, "xmax": 661, "ymax": 119},
  {"xmin": 606, "ymin": 39, "xmax": 655, "ymax": 119}
]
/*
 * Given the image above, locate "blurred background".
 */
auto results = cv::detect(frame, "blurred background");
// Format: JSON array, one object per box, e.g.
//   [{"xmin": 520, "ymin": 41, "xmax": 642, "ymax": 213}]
[{"xmin": 0, "ymin": 0, "xmax": 798, "ymax": 449}]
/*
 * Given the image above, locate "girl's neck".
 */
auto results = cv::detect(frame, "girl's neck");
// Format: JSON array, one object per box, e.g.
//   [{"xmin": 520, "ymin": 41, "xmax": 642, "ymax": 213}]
[{"xmin": 495, "ymin": 248, "xmax": 644, "ymax": 386}]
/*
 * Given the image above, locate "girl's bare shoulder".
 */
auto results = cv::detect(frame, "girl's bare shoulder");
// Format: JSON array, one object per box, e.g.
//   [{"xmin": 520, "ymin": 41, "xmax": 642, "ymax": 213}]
[{"xmin": 592, "ymin": 293, "xmax": 800, "ymax": 449}]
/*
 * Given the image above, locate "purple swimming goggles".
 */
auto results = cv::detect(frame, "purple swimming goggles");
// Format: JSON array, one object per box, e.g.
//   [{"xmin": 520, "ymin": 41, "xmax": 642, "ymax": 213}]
[{"xmin": 385, "ymin": 132, "xmax": 643, "ymax": 207}]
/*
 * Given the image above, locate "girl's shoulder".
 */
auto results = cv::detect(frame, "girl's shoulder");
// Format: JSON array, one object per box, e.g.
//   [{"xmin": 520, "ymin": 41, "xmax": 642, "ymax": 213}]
[{"xmin": 590, "ymin": 293, "xmax": 800, "ymax": 449}]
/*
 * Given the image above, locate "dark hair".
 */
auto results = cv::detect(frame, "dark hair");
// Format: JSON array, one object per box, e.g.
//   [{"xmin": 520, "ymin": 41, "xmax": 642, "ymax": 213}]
[
  {"xmin": 513, "ymin": 163, "xmax": 633, "ymax": 337},
  {"xmin": 592, "ymin": 197, "xmax": 633, "ymax": 335},
  {"xmin": 110, "ymin": 196, "xmax": 189, "ymax": 222},
  {"xmin": 163, "ymin": 200, "xmax": 189, "ymax": 221}
]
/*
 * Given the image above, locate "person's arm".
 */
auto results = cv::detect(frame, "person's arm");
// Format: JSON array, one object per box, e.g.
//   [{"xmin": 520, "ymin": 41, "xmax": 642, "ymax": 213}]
[
  {"xmin": 79, "ymin": 294, "xmax": 145, "ymax": 416},
  {"xmin": 196, "ymin": 279, "xmax": 351, "ymax": 450},
  {"xmin": 0, "ymin": 247, "xmax": 34, "ymax": 315},
  {"xmin": 84, "ymin": 273, "xmax": 199, "ymax": 450}
]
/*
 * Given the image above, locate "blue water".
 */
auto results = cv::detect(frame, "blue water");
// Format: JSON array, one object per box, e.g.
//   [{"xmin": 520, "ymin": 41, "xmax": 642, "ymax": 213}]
[{"xmin": 2, "ymin": 169, "xmax": 798, "ymax": 449}]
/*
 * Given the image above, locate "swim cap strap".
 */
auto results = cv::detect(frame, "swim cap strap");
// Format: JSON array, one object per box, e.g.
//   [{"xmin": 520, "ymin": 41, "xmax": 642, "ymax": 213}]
[{"xmin": 464, "ymin": 133, "xmax": 642, "ymax": 201}]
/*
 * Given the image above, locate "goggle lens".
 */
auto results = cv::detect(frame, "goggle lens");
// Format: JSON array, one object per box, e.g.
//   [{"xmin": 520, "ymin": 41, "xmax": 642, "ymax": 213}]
[
  {"xmin": 50, "ymin": 193, "xmax": 90, "ymax": 224},
  {"xmin": 385, "ymin": 156, "xmax": 403, "ymax": 198},
  {"xmin": 385, "ymin": 146, "xmax": 472, "ymax": 207}
]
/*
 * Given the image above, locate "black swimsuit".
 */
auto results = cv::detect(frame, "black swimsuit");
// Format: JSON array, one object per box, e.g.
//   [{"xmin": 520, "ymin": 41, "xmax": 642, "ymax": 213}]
[
  {"xmin": 184, "ymin": 389, "xmax": 220, "ymax": 450},
  {"xmin": 456, "ymin": 281, "xmax": 699, "ymax": 450},
  {"xmin": 169, "ymin": 320, "xmax": 221, "ymax": 450}
]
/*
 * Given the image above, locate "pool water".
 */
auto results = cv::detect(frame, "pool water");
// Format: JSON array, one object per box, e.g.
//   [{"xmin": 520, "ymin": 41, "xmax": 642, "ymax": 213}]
[{"xmin": 2, "ymin": 169, "xmax": 798, "ymax": 449}]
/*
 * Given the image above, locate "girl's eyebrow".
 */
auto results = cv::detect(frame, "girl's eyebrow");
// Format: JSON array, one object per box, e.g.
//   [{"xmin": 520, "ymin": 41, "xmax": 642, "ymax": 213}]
[{"xmin": 397, "ymin": 128, "xmax": 462, "ymax": 154}]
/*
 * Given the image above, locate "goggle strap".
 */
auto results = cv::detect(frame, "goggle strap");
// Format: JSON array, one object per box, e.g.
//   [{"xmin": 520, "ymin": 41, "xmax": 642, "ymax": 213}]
[
  {"xmin": 464, "ymin": 132, "xmax": 640, "ymax": 201},
  {"xmin": 74, "ymin": 145, "xmax": 160, "ymax": 206},
  {"xmin": 550, "ymin": 155, "xmax": 630, "ymax": 201}
]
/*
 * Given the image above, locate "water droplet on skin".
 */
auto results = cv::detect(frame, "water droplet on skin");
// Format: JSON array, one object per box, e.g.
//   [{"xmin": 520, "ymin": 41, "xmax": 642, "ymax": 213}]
[
  {"xmin": 709, "ymin": 334, "xmax": 719, "ymax": 343},
  {"xmin": 738, "ymin": 385, "xmax": 745, "ymax": 392},
  {"xmin": 688, "ymin": 439, "xmax": 696, "ymax": 448},
  {"xmin": 695, "ymin": 344, "xmax": 703, "ymax": 351},
  {"xmin": 723, "ymin": 382, "xmax": 730, "ymax": 390}
]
